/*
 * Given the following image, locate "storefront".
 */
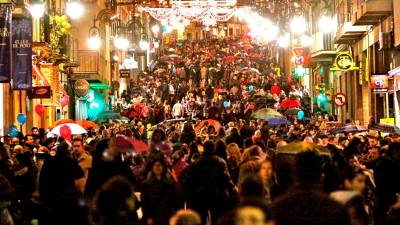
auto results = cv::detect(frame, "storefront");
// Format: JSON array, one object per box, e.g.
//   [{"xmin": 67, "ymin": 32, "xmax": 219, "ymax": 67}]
[
  {"xmin": 71, "ymin": 74, "xmax": 109, "ymax": 121},
  {"xmin": 389, "ymin": 66, "xmax": 400, "ymax": 127}
]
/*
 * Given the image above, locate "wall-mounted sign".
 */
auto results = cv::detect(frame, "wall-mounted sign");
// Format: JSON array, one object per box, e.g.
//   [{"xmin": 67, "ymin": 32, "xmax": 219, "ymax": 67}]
[
  {"xmin": 294, "ymin": 56, "xmax": 305, "ymax": 66},
  {"xmin": 330, "ymin": 52, "xmax": 360, "ymax": 72},
  {"xmin": 333, "ymin": 93, "xmax": 347, "ymax": 107},
  {"xmin": 74, "ymin": 79, "xmax": 90, "ymax": 97},
  {"xmin": 29, "ymin": 86, "xmax": 51, "ymax": 99},
  {"xmin": 119, "ymin": 69, "xmax": 130, "ymax": 78},
  {"xmin": 370, "ymin": 74, "xmax": 391, "ymax": 93},
  {"xmin": 123, "ymin": 58, "xmax": 138, "ymax": 69},
  {"xmin": 0, "ymin": 4, "xmax": 12, "ymax": 83}
]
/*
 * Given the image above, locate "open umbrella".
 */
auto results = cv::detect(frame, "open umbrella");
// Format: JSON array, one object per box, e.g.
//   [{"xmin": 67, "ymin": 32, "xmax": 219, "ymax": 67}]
[
  {"xmin": 277, "ymin": 141, "xmax": 331, "ymax": 156},
  {"xmin": 267, "ymin": 117, "xmax": 290, "ymax": 126},
  {"xmin": 369, "ymin": 123, "xmax": 400, "ymax": 134},
  {"xmin": 195, "ymin": 119, "xmax": 222, "ymax": 134},
  {"xmin": 323, "ymin": 121, "xmax": 345, "ymax": 131},
  {"xmin": 50, "ymin": 123, "xmax": 87, "ymax": 135},
  {"xmin": 97, "ymin": 111, "xmax": 122, "ymax": 120},
  {"xmin": 284, "ymin": 108, "xmax": 302, "ymax": 116},
  {"xmin": 252, "ymin": 108, "xmax": 284, "ymax": 120},
  {"xmin": 52, "ymin": 118, "xmax": 75, "ymax": 127},
  {"xmin": 280, "ymin": 99, "xmax": 301, "ymax": 108},
  {"xmin": 75, "ymin": 120, "xmax": 99, "ymax": 130},
  {"xmin": 332, "ymin": 124, "xmax": 368, "ymax": 134},
  {"xmin": 129, "ymin": 138, "xmax": 149, "ymax": 153}
]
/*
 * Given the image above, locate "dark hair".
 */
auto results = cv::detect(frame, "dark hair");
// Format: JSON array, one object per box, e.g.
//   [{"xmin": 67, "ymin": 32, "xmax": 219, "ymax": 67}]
[
  {"xmin": 215, "ymin": 140, "xmax": 227, "ymax": 160},
  {"xmin": 243, "ymin": 137, "xmax": 254, "ymax": 149},
  {"xmin": 295, "ymin": 151, "xmax": 322, "ymax": 185},
  {"xmin": 90, "ymin": 176, "xmax": 138, "ymax": 225},
  {"xmin": 387, "ymin": 142, "xmax": 400, "ymax": 158},
  {"xmin": 343, "ymin": 166, "xmax": 364, "ymax": 183},
  {"xmin": 24, "ymin": 134, "xmax": 33, "ymax": 142},
  {"xmin": 56, "ymin": 141, "xmax": 70, "ymax": 156},
  {"xmin": 203, "ymin": 141, "xmax": 215, "ymax": 156},
  {"xmin": 239, "ymin": 174, "xmax": 265, "ymax": 201},
  {"xmin": 72, "ymin": 138, "xmax": 83, "ymax": 145}
]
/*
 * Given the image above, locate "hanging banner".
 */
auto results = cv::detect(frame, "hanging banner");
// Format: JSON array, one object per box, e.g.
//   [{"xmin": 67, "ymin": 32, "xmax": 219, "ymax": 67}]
[
  {"xmin": 0, "ymin": 4, "xmax": 12, "ymax": 83},
  {"xmin": 12, "ymin": 17, "xmax": 32, "ymax": 90}
]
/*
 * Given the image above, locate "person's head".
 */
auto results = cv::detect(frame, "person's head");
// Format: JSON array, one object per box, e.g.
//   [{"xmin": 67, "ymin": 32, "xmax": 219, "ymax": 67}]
[
  {"xmin": 56, "ymin": 141, "xmax": 71, "ymax": 157},
  {"xmin": 72, "ymin": 138, "xmax": 85, "ymax": 157},
  {"xmin": 295, "ymin": 150, "xmax": 322, "ymax": 185},
  {"xmin": 239, "ymin": 174, "xmax": 265, "ymax": 201},
  {"xmin": 24, "ymin": 135, "xmax": 34, "ymax": 145},
  {"xmin": 90, "ymin": 176, "xmax": 137, "ymax": 225},
  {"xmin": 215, "ymin": 140, "xmax": 227, "ymax": 160},
  {"xmin": 149, "ymin": 158, "xmax": 168, "ymax": 178},
  {"xmin": 11, "ymin": 137, "xmax": 19, "ymax": 146},
  {"xmin": 235, "ymin": 201, "xmax": 269, "ymax": 225},
  {"xmin": 169, "ymin": 209, "xmax": 201, "ymax": 225},
  {"xmin": 387, "ymin": 142, "xmax": 400, "ymax": 161},
  {"xmin": 343, "ymin": 167, "xmax": 366, "ymax": 193},
  {"xmin": 227, "ymin": 143, "xmax": 241, "ymax": 164},
  {"xmin": 203, "ymin": 140, "xmax": 215, "ymax": 157},
  {"xmin": 31, "ymin": 127, "xmax": 39, "ymax": 135},
  {"xmin": 259, "ymin": 160, "xmax": 274, "ymax": 182},
  {"xmin": 368, "ymin": 146, "xmax": 380, "ymax": 161}
]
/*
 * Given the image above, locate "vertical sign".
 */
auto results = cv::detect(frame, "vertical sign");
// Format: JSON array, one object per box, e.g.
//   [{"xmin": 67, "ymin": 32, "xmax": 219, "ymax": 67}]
[
  {"xmin": 0, "ymin": 4, "xmax": 12, "ymax": 82},
  {"xmin": 12, "ymin": 17, "xmax": 32, "ymax": 90}
]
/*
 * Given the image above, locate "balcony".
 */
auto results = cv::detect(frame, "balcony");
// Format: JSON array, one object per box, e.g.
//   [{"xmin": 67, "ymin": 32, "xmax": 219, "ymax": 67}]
[
  {"xmin": 71, "ymin": 50, "xmax": 105, "ymax": 83},
  {"xmin": 310, "ymin": 32, "xmax": 336, "ymax": 64},
  {"xmin": 352, "ymin": 0, "xmax": 392, "ymax": 26},
  {"xmin": 335, "ymin": 22, "xmax": 368, "ymax": 44}
]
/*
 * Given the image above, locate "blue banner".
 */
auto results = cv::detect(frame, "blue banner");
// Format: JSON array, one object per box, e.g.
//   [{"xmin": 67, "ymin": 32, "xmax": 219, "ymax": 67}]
[
  {"xmin": 12, "ymin": 17, "xmax": 32, "ymax": 90},
  {"xmin": 0, "ymin": 4, "xmax": 12, "ymax": 83}
]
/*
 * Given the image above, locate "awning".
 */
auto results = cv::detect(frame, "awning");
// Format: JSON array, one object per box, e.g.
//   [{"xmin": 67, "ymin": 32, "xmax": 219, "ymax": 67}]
[
  {"xmin": 88, "ymin": 80, "xmax": 110, "ymax": 90},
  {"xmin": 388, "ymin": 66, "xmax": 400, "ymax": 77},
  {"xmin": 33, "ymin": 64, "xmax": 50, "ymax": 86}
]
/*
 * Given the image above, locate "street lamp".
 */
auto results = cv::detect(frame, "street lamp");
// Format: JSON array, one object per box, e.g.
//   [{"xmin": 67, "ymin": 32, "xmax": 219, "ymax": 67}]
[
  {"xmin": 319, "ymin": 15, "xmax": 337, "ymax": 33},
  {"xmin": 29, "ymin": 0, "xmax": 45, "ymax": 18},
  {"xmin": 66, "ymin": 0, "xmax": 84, "ymax": 19},
  {"xmin": 265, "ymin": 25, "xmax": 279, "ymax": 42},
  {"xmin": 139, "ymin": 40, "xmax": 149, "ymax": 50},
  {"xmin": 88, "ymin": 24, "xmax": 101, "ymax": 50},
  {"xmin": 278, "ymin": 34, "xmax": 290, "ymax": 48},
  {"xmin": 151, "ymin": 25, "xmax": 160, "ymax": 36},
  {"xmin": 300, "ymin": 35, "xmax": 312, "ymax": 47},
  {"xmin": 290, "ymin": 16, "xmax": 307, "ymax": 33},
  {"xmin": 114, "ymin": 36, "xmax": 129, "ymax": 50}
]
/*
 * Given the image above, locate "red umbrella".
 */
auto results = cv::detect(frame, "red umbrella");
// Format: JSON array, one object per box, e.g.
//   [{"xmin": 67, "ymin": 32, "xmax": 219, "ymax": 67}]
[
  {"xmin": 129, "ymin": 138, "xmax": 149, "ymax": 153},
  {"xmin": 195, "ymin": 119, "xmax": 222, "ymax": 134},
  {"xmin": 280, "ymin": 99, "xmax": 301, "ymax": 108},
  {"xmin": 225, "ymin": 55, "xmax": 234, "ymax": 62}
]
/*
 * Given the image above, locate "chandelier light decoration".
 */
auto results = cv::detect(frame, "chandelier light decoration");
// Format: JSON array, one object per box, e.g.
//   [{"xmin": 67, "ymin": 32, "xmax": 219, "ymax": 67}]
[{"xmin": 140, "ymin": 0, "xmax": 237, "ymax": 27}]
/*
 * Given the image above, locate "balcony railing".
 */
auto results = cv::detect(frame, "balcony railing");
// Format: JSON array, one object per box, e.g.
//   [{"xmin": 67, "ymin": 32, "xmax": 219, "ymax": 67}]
[
  {"xmin": 352, "ymin": 0, "xmax": 392, "ymax": 26},
  {"xmin": 73, "ymin": 50, "xmax": 100, "ymax": 73},
  {"xmin": 335, "ymin": 21, "xmax": 368, "ymax": 44},
  {"xmin": 310, "ymin": 32, "xmax": 336, "ymax": 64}
]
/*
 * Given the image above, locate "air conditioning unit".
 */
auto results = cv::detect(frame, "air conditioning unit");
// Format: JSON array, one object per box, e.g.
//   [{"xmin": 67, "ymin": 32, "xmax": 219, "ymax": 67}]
[{"xmin": 379, "ymin": 32, "xmax": 393, "ymax": 50}]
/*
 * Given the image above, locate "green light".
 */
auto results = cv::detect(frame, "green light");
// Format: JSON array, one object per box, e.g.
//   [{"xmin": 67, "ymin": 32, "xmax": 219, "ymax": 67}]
[
  {"xmin": 295, "ymin": 66, "xmax": 306, "ymax": 77},
  {"xmin": 317, "ymin": 93, "xmax": 328, "ymax": 103}
]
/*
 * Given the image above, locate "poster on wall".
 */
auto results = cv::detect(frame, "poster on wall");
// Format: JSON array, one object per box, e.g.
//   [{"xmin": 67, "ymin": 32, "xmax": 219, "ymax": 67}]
[
  {"xmin": 370, "ymin": 74, "xmax": 392, "ymax": 93},
  {"xmin": 12, "ymin": 17, "xmax": 32, "ymax": 90},
  {"xmin": 0, "ymin": 4, "xmax": 12, "ymax": 82}
]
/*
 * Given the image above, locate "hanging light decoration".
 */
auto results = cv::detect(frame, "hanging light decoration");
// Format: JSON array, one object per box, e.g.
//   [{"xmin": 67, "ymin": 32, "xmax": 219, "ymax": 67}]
[{"xmin": 139, "ymin": 0, "xmax": 237, "ymax": 27}]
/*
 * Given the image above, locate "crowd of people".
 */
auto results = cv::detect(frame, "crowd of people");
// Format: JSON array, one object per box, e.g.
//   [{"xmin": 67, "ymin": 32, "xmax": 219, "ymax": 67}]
[
  {"xmin": 117, "ymin": 37, "xmax": 311, "ymax": 124},
  {"xmin": 0, "ymin": 37, "xmax": 400, "ymax": 225}
]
